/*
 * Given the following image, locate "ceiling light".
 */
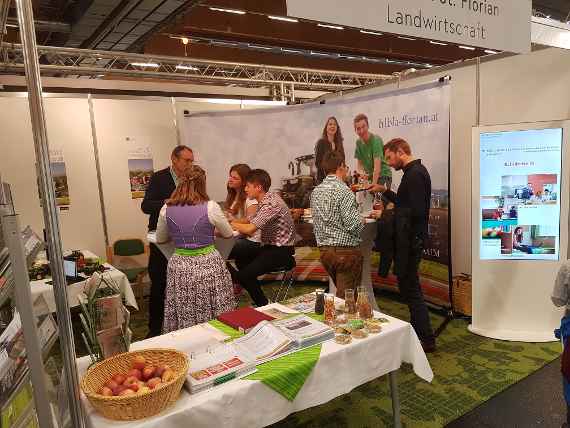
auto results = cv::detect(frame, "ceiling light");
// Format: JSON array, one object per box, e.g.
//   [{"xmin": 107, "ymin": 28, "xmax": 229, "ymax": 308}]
[
  {"xmin": 181, "ymin": 37, "xmax": 189, "ymax": 45},
  {"xmin": 176, "ymin": 65, "xmax": 198, "ymax": 71},
  {"xmin": 268, "ymin": 15, "xmax": 298, "ymax": 23},
  {"xmin": 317, "ymin": 23, "xmax": 344, "ymax": 30},
  {"xmin": 430, "ymin": 41, "xmax": 447, "ymax": 46},
  {"xmin": 398, "ymin": 36, "xmax": 416, "ymax": 41},
  {"xmin": 209, "ymin": 7, "xmax": 245, "ymax": 15},
  {"xmin": 130, "ymin": 62, "xmax": 159, "ymax": 67},
  {"xmin": 484, "ymin": 49, "xmax": 498, "ymax": 54},
  {"xmin": 248, "ymin": 44, "xmax": 272, "ymax": 50},
  {"xmin": 281, "ymin": 48, "xmax": 303, "ymax": 54},
  {"xmin": 360, "ymin": 29, "xmax": 382, "ymax": 36},
  {"xmin": 459, "ymin": 45, "xmax": 476, "ymax": 50},
  {"xmin": 342, "ymin": 55, "xmax": 359, "ymax": 60},
  {"xmin": 425, "ymin": 64, "xmax": 433, "ymax": 68},
  {"xmin": 310, "ymin": 51, "xmax": 330, "ymax": 56},
  {"xmin": 212, "ymin": 41, "xmax": 238, "ymax": 47}
]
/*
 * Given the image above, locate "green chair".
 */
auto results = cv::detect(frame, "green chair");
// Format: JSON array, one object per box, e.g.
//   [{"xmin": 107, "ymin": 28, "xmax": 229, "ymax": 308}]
[{"xmin": 107, "ymin": 239, "xmax": 148, "ymax": 305}]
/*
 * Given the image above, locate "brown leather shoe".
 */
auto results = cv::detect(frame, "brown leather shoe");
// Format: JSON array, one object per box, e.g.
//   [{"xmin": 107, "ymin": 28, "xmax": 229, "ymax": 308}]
[{"xmin": 421, "ymin": 341, "xmax": 437, "ymax": 353}]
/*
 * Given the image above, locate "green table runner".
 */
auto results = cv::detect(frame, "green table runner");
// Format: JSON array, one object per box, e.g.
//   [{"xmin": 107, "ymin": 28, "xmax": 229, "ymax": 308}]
[
  {"xmin": 244, "ymin": 343, "xmax": 322, "ymax": 401},
  {"xmin": 208, "ymin": 319, "xmax": 244, "ymax": 341},
  {"xmin": 208, "ymin": 315, "xmax": 324, "ymax": 401}
]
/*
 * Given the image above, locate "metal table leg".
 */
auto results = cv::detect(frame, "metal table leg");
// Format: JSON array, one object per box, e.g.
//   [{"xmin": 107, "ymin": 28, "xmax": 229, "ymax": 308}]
[{"xmin": 388, "ymin": 370, "xmax": 402, "ymax": 428}]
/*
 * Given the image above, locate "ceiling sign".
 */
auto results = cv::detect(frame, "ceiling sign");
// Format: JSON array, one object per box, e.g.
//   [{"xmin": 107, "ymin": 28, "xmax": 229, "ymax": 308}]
[{"xmin": 286, "ymin": 0, "xmax": 531, "ymax": 53}]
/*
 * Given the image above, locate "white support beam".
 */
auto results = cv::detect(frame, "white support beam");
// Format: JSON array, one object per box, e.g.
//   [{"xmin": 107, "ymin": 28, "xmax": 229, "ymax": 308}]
[{"xmin": 532, "ymin": 16, "xmax": 570, "ymax": 50}]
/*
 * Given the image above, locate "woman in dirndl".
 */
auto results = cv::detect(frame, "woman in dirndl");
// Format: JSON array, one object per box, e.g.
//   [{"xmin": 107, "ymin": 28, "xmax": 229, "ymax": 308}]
[{"xmin": 156, "ymin": 165, "xmax": 235, "ymax": 333}]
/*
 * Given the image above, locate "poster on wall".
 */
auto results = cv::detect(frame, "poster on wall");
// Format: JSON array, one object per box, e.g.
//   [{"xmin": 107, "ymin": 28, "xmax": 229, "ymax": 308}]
[
  {"xmin": 184, "ymin": 82, "xmax": 451, "ymax": 306},
  {"xmin": 479, "ymin": 128, "xmax": 562, "ymax": 260},
  {"xmin": 49, "ymin": 149, "xmax": 70, "ymax": 210},
  {"xmin": 126, "ymin": 137, "xmax": 154, "ymax": 199}
]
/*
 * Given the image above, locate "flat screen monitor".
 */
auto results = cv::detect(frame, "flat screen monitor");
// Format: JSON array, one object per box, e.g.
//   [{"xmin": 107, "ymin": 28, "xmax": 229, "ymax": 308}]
[
  {"xmin": 63, "ymin": 259, "xmax": 77, "ymax": 278},
  {"xmin": 479, "ymin": 127, "xmax": 563, "ymax": 260}
]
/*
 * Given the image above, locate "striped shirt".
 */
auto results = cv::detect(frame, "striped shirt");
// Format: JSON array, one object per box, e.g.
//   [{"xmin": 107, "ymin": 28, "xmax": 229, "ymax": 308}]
[
  {"xmin": 250, "ymin": 192, "xmax": 295, "ymax": 246},
  {"xmin": 310, "ymin": 175, "xmax": 364, "ymax": 247}
]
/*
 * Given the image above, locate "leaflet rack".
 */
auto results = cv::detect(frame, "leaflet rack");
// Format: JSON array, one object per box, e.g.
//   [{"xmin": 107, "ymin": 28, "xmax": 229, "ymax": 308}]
[{"xmin": 0, "ymin": 178, "xmax": 59, "ymax": 428}]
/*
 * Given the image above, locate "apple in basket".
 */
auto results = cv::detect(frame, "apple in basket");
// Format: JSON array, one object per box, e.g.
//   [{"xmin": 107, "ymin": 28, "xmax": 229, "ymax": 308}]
[
  {"xmin": 142, "ymin": 366, "xmax": 156, "ymax": 381},
  {"xmin": 96, "ymin": 354, "xmax": 177, "ymax": 396},
  {"xmin": 146, "ymin": 377, "xmax": 162, "ymax": 389},
  {"xmin": 127, "ymin": 368, "xmax": 142, "ymax": 380},
  {"xmin": 132, "ymin": 355, "xmax": 146, "ymax": 370}
]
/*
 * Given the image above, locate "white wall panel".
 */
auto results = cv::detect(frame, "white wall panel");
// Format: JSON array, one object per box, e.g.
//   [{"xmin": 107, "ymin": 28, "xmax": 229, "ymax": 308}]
[
  {"xmin": 0, "ymin": 97, "xmax": 106, "ymax": 256},
  {"xmin": 92, "ymin": 99, "xmax": 178, "ymax": 243},
  {"xmin": 480, "ymin": 48, "xmax": 570, "ymax": 125}
]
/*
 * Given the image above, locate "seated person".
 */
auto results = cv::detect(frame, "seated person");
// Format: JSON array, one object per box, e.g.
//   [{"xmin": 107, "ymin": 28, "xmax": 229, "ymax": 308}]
[
  {"xmin": 224, "ymin": 164, "xmax": 261, "ymax": 281},
  {"xmin": 231, "ymin": 169, "xmax": 296, "ymax": 307},
  {"xmin": 155, "ymin": 165, "xmax": 236, "ymax": 333}
]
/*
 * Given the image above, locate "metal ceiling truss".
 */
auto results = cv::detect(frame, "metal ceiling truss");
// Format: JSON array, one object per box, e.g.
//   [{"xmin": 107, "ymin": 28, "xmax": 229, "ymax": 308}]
[
  {"xmin": 0, "ymin": 0, "xmax": 11, "ymax": 46},
  {"xmin": 0, "ymin": 43, "xmax": 390, "ymax": 92}
]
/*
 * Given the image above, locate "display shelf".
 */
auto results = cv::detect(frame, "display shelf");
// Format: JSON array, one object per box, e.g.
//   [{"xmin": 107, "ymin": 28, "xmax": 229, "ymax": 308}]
[
  {"xmin": 1, "ymin": 319, "xmax": 58, "ymax": 414},
  {"xmin": 0, "ymin": 274, "xmax": 15, "ymax": 310}
]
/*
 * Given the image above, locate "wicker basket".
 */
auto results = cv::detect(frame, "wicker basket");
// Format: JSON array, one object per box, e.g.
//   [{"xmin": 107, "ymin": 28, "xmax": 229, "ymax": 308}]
[
  {"xmin": 81, "ymin": 348, "xmax": 188, "ymax": 421},
  {"xmin": 452, "ymin": 274, "xmax": 472, "ymax": 316}
]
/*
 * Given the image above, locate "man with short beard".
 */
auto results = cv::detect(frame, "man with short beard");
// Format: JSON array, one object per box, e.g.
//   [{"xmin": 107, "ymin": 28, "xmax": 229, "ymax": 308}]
[{"xmin": 383, "ymin": 138, "xmax": 435, "ymax": 352}]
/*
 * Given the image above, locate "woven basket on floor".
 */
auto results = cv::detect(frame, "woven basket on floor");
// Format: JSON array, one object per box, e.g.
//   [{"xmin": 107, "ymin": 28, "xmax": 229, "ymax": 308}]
[
  {"xmin": 452, "ymin": 274, "xmax": 472, "ymax": 316},
  {"xmin": 81, "ymin": 348, "xmax": 188, "ymax": 421}
]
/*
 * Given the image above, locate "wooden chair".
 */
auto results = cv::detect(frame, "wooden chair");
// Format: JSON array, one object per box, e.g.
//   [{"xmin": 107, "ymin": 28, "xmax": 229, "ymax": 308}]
[{"xmin": 106, "ymin": 239, "xmax": 148, "ymax": 305}]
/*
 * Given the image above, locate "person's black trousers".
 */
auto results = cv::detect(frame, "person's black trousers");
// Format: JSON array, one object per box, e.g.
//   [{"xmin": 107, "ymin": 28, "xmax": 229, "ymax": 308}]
[
  {"xmin": 396, "ymin": 237, "xmax": 435, "ymax": 345},
  {"xmin": 147, "ymin": 243, "xmax": 168, "ymax": 337},
  {"xmin": 235, "ymin": 245, "xmax": 295, "ymax": 307}
]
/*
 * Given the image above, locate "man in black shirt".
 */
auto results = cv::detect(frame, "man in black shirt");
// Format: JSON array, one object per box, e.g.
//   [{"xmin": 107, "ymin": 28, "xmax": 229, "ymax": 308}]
[
  {"xmin": 384, "ymin": 138, "xmax": 436, "ymax": 352},
  {"xmin": 141, "ymin": 145, "xmax": 193, "ymax": 337}
]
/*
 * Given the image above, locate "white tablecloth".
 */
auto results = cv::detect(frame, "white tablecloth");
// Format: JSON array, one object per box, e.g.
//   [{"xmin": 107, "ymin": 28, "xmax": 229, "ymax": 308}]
[
  {"xmin": 77, "ymin": 308, "xmax": 433, "ymax": 428},
  {"xmin": 30, "ymin": 250, "xmax": 138, "ymax": 314}
]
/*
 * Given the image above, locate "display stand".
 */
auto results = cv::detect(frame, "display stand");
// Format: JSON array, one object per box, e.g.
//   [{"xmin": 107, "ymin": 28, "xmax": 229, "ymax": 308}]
[{"xmin": 0, "ymin": 179, "xmax": 59, "ymax": 428}]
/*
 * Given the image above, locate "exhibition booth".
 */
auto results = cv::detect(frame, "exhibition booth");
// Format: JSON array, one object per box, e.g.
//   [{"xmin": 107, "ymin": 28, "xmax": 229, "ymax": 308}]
[{"xmin": 1, "ymin": 0, "xmax": 570, "ymax": 426}]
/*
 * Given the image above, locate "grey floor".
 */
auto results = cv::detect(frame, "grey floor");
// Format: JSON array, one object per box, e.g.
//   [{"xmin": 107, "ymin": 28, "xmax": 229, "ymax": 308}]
[{"xmin": 446, "ymin": 357, "xmax": 567, "ymax": 428}]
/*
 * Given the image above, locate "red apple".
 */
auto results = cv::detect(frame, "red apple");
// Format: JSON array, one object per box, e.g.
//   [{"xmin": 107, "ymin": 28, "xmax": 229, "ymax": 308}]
[
  {"xmin": 142, "ymin": 366, "xmax": 156, "ymax": 381},
  {"xmin": 112, "ymin": 385, "xmax": 128, "ymax": 396},
  {"xmin": 123, "ymin": 376, "xmax": 138, "ymax": 386},
  {"xmin": 132, "ymin": 355, "xmax": 146, "ymax": 371},
  {"xmin": 161, "ymin": 369, "xmax": 175, "ymax": 383},
  {"xmin": 118, "ymin": 388, "xmax": 135, "ymax": 396},
  {"xmin": 146, "ymin": 377, "xmax": 162, "ymax": 389},
  {"xmin": 112, "ymin": 374, "xmax": 127, "ymax": 385},
  {"xmin": 155, "ymin": 365, "xmax": 169, "ymax": 378},
  {"xmin": 105, "ymin": 380, "xmax": 118, "ymax": 390},
  {"xmin": 127, "ymin": 383, "xmax": 140, "ymax": 392},
  {"xmin": 98, "ymin": 386, "xmax": 113, "ymax": 396},
  {"xmin": 127, "ymin": 368, "xmax": 142, "ymax": 380}
]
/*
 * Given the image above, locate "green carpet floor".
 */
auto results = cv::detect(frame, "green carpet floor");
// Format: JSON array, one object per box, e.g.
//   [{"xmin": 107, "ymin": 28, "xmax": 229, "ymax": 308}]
[{"xmin": 58, "ymin": 282, "xmax": 561, "ymax": 427}]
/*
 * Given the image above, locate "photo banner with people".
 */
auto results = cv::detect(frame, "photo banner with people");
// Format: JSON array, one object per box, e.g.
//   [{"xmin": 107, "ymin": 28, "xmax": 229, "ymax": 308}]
[{"xmin": 184, "ymin": 81, "xmax": 451, "ymax": 306}]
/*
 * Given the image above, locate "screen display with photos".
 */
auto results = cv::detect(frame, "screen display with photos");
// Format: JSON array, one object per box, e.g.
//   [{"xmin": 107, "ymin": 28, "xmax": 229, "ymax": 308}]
[{"xmin": 479, "ymin": 127, "xmax": 563, "ymax": 260}]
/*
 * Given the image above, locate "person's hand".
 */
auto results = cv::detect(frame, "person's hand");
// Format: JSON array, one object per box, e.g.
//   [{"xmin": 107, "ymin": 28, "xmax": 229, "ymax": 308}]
[
  {"xmin": 290, "ymin": 209, "xmax": 303, "ymax": 221},
  {"xmin": 368, "ymin": 210, "xmax": 383, "ymax": 219},
  {"xmin": 368, "ymin": 183, "xmax": 386, "ymax": 193},
  {"xmin": 230, "ymin": 221, "xmax": 239, "ymax": 231}
]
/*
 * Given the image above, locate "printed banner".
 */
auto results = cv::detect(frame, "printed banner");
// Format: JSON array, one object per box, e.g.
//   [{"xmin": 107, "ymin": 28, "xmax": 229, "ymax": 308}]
[
  {"xmin": 184, "ymin": 82, "xmax": 451, "ymax": 304},
  {"xmin": 126, "ymin": 137, "xmax": 154, "ymax": 199},
  {"xmin": 287, "ymin": 0, "xmax": 531, "ymax": 54},
  {"xmin": 49, "ymin": 148, "xmax": 70, "ymax": 209}
]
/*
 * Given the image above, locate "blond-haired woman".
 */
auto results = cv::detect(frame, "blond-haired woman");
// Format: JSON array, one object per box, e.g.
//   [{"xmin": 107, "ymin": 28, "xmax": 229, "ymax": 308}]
[{"xmin": 156, "ymin": 165, "xmax": 235, "ymax": 333}]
